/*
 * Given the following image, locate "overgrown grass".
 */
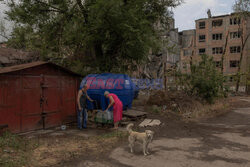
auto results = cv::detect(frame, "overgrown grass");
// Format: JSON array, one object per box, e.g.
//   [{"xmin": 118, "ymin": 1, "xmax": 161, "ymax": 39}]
[
  {"xmin": 0, "ymin": 130, "xmax": 128, "ymax": 167},
  {"xmin": 0, "ymin": 132, "xmax": 25, "ymax": 150},
  {"xmin": 0, "ymin": 154, "xmax": 27, "ymax": 167},
  {"xmin": 144, "ymin": 105, "xmax": 161, "ymax": 114},
  {"xmin": 98, "ymin": 131, "xmax": 128, "ymax": 139},
  {"xmin": 0, "ymin": 131, "xmax": 35, "ymax": 167}
]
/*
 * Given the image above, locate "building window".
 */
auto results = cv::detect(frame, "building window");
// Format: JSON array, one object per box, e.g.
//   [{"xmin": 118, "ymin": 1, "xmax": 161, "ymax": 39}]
[
  {"xmin": 199, "ymin": 22, "xmax": 205, "ymax": 29},
  {"xmin": 230, "ymin": 18, "xmax": 241, "ymax": 25},
  {"xmin": 214, "ymin": 61, "xmax": 221, "ymax": 67},
  {"xmin": 229, "ymin": 76, "xmax": 234, "ymax": 82},
  {"xmin": 199, "ymin": 35, "xmax": 206, "ymax": 42},
  {"xmin": 199, "ymin": 48, "xmax": 206, "ymax": 55},
  {"xmin": 184, "ymin": 50, "xmax": 192, "ymax": 56},
  {"xmin": 212, "ymin": 47, "xmax": 223, "ymax": 54},
  {"xmin": 230, "ymin": 60, "xmax": 240, "ymax": 68},
  {"xmin": 212, "ymin": 19, "xmax": 223, "ymax": 27},
  {"xmin": 230, "ymin": 31, "xmax": 241, "ymax": 39},
  {"xmin": 182, "ymin": 62, "xmax": 187, "ymax": 69},
  {"xmin": 212, "ymin": 33, "xmax": 222, "ymax": 40},
  {"xmin": 230, "ymin": 46, "xmax": 241, "ymax": 53}
]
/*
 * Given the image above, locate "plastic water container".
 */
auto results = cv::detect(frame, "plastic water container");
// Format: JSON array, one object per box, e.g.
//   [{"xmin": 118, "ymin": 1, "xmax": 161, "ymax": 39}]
[
  {"xmin": 95, "ymin": 110, "xmax": 103, "ymax": 123},
  {"xmin": 80, "ymin": 73, "xmax": 137, "ymax": 111},
  {"xmin": 94, "ymin": 110, "xmax": 113, "ymax": 124},
  {"xmin": 106, "ymin": 110, "xmax": 113, "ymax": 121}
]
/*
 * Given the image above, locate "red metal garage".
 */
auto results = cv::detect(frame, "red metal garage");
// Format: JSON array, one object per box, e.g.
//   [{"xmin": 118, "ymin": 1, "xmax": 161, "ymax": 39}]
[{"xmin": 0, "ymin": 61, "xmax": 81, "ymax": 133}]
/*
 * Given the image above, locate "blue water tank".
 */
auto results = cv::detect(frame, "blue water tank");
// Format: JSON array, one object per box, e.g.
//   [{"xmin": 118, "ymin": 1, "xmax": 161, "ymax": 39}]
[{"xmin": 80, "ymin": 73, "xmax": 137, "ymax": 111}]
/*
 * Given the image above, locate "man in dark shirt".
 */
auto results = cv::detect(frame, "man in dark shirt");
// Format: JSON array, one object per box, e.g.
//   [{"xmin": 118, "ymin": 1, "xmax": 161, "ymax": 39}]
[{"xmin": 77, "ymin": 85, "xmax": 93, "ymax": 129}]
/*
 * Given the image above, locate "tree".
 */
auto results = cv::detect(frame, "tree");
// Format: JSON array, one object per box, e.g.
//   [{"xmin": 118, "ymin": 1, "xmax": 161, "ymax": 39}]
[
  {"xmin": 220, "ymin": 31, "xmax": 229, "ymax": 74},
  {"xmin": 1, "ymin": 0, "xmax": 182, "ymax": 74},
  {"xmin": 0, "ymin": 19, "xmax": 8, "ymax": 41},
  {"xmin": 177, "ymin": 55, "xmax": 227, "ymax": 103},
  {"xmin": 233, "ymin": 0, "xmax": 250, "ymax": 16},
  {"xmin": 235, "ymin": 25, "xmax": 250, "ymax": 92},
  {"xmin": 233, "ymin": 0, "xmax": 250, "ymax": 92}
]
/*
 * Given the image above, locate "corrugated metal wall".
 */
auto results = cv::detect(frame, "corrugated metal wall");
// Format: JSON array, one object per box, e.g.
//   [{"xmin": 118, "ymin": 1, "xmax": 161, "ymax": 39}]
[{"xmin": 0, "ymin": 64, "xmax": 79, "ymax": 133}]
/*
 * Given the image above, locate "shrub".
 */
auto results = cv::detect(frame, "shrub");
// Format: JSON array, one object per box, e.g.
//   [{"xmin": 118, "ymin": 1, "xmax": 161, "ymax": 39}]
[{"xmin": 179, "ymin": 55, "xmax": 227, "ymax": 103}]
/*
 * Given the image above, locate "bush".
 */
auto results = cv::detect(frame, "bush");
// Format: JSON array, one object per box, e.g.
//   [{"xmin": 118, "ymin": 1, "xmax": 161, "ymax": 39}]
[{"xmin": 179, "ymin": 55, "xmax": 227, "ymax": 103}]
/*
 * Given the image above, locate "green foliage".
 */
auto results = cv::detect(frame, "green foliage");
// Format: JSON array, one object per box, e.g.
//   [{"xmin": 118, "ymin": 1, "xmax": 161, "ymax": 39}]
[
  {"xmin": 152, "ymin": 105, "xmax": 161, "ymax": 113},
  {"xmin": 0, "ymin": 132, "xmax": 28, "ymax": 167},
  {"xmin": 0, "ymin": 131, "xmax": 24, "ymax": 150},
  {"xmin": 0, "ymin": 19, "xmax": 9, "ymax": 41},
  {"xmin": 2, "ymin": 0, "xmax": 182, "ymax": 74},
  {"xmin": 233, "ymin": 0, "xmax": 250, "ymax": 16},
  {"xmin": 178, "ymin": 55, "xmax": 227, "ymax": 103}
]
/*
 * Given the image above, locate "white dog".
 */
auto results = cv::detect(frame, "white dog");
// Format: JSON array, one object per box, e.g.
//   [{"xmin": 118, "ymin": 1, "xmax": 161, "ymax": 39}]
[{"xmin": 127, "ymin": 123, "xmax": 154, "ymax": 155}]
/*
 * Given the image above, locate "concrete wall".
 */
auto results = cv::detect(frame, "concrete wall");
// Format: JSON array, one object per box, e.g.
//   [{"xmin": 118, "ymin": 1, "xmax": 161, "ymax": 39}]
[{"xmin": 179, "ymin": 29, "xmax": 196, "ymax": 73}]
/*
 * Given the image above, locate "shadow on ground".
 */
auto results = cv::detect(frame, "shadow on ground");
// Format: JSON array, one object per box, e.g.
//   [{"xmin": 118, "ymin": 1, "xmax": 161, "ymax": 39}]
[{"xmin": 107, "ymin": 98, "xmax": 250, "ymax": 167}]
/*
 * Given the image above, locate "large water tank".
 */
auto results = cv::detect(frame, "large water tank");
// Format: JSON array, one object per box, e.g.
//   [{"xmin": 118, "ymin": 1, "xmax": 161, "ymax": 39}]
[{"xmin": 80, "ymin": 73, "xmax": 138, "ymax": 110}]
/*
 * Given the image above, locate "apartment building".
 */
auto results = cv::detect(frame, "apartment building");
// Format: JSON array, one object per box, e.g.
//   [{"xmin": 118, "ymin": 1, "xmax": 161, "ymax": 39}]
[{"xmin": 179, "ymin": 12, "xmax": 250, "ymax": 90}]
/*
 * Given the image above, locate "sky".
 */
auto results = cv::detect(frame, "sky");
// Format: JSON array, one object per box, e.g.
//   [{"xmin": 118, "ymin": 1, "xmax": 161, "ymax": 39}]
[
  {"xmin": 0, "ymin": 0, "xmax": 236, "ymax": 42},
  {"xmin": 174, "ymin": 0, "xmax": 235, "ymax": 31},
  {"xmin": 0, "ymin": 2, "xmax": 11, "ymax": 42}
]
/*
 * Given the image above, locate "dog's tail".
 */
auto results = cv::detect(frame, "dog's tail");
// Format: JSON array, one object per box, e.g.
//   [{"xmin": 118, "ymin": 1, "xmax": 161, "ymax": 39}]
[{"xmin": 126, "ymin": 123, "xmax": 134, "ymax": 134}]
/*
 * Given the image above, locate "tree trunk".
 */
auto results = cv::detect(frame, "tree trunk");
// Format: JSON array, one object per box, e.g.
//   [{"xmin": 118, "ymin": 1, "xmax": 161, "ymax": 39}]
[
  {"xmin": 236, "ymin": 31, "xmax": 250, "ymax": 92},
  {"xmin": 163, "ymin": 62, "xmax": 167, "ymax": 91},
  {"xmin": 236, "ymin": 54, "xmax": 243, "ymax": 92},
  {"xmin": 221, "ymin": 31, "xmax": 229, "ymax": 74},
  {"xmin": 189, "ymin": 36, "xmax": 194, "ymax": 73},
  {"xmin": 76, "ymin": 0, "xmax": 88, "ymax": 24}
]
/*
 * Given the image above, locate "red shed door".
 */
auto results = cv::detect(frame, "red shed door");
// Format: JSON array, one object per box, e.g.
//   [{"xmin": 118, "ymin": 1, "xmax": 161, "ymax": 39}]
[
  {"xmin": 62, "ymin": 76, "xmax": 77, "ymax": 123},
  {"xmin": 21, "ymin": 76, "xmax": 43, "ymax": 132},
  {"xmin": 0, "ymin": 76, "xmax": 22, "ymax": 133},
  {"xmin": 42, "ymin": 76, "xmax": 62, "ymax": 129}
]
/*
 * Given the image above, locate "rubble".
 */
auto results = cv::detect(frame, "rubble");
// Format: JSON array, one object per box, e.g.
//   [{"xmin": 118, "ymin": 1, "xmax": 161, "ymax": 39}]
[
  {"xmin": 139, "ymin": 119, "xmax": 152, "ymax": 127},
  {"xmin": 146, "ymin": 90, "xmax": 203, "ymax": 113},
  {"xmin": 0, "ymin": 47, "xmax": 39, "ymax": 67},
  {"xmin": 139, "ymin": 119, "xmax": 161, "ymax": 127}
]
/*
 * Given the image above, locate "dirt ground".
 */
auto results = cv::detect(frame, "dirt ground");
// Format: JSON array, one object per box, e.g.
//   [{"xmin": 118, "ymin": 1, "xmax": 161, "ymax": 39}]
[
  {"xmin": 67, "ymin": 96, "xmax": 250, "ymax": 167},
  {"xmin": 1, "ymin": 96, "xmax": 250, "ymax": 167}
]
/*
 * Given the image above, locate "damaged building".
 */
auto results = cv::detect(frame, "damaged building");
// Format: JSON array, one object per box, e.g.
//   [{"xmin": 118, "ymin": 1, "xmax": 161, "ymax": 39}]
[
  {"xmin": 0, "ymin": 45, "xmax": 40, "ymax": 67},
  {"xmin": 132, "ymin": 18, "xmax": 181, "ymax": 83},
  {"xmin": 132, "ymin": 11, "xmax": 249, "ymax": 92},
  {"xmin": 179, "ymin": 12, "xmax": 250, "ymax": 92}
]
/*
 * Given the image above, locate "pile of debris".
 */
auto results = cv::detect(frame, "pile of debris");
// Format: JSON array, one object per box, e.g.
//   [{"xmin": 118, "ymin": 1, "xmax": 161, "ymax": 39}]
[
  {"xmin": 139, "ymin": 119, "xmax": 161, "ymax": 127},
  {"xmin": 0, "ymin": 47, "xmax": 39, "ymax": 67},
  {"xmin": 146, "ymin": 90, "xmax": 203, "ymax": 113}
]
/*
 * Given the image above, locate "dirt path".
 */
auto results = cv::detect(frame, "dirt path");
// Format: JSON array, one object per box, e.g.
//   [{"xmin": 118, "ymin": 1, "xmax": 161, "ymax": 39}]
[{"xmin": 73, "ymin": 97, "xmax": 250, "ymax": 167}]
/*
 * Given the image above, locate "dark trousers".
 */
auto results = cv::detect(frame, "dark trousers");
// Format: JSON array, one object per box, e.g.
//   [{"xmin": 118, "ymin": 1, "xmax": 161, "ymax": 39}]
[{"xmin": 77, "ymin": 108, "xmax": 87, "ymax": 129}]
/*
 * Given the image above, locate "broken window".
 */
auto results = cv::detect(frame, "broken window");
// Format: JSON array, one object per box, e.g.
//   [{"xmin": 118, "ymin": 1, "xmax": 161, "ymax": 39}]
[
  {"xmin": 230, "ymin": 17, "xmax": 241, "ymax": 25},
  {"xmin": 199, "ymin": 21, "xmax": 205, "ymax": 29},
  {"xmin": 229, "ymin": 76, "xmax": 234, "ymax": 82},
  {"xmin": 212, "ymin": 19, "xmax": 223, "ymax": 27},
  {"xmin": 212, "ymin": 47, "xmax": 223, "ymax": 54},
  {"xmin": 212, "ymin": 33, "xmax": 222, "ymax": 40},
  {"xmin": 230, "ymin": 31, "xmax": 241, "ymax": 39},
  {"xmin": 214, "ymin": 61, "xmax": 221, "ymax": 67},
  {"xmin": 184, "ymin": 50, "xmax": 192, "ymax": 56},
  {"xmin": 199, "ymin": 35, "xmax": 206, "ymax": 42},
  {"xmin": 199, "ymin": 48, "xmax": 206, "ymax": 55},
  {"xmin": 230, "ymin": 60, "xmax": 240, "ymax": 67},
  {"xmin": 230, "ymin": 46, "xmax": 241, "ymax": 53}
]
